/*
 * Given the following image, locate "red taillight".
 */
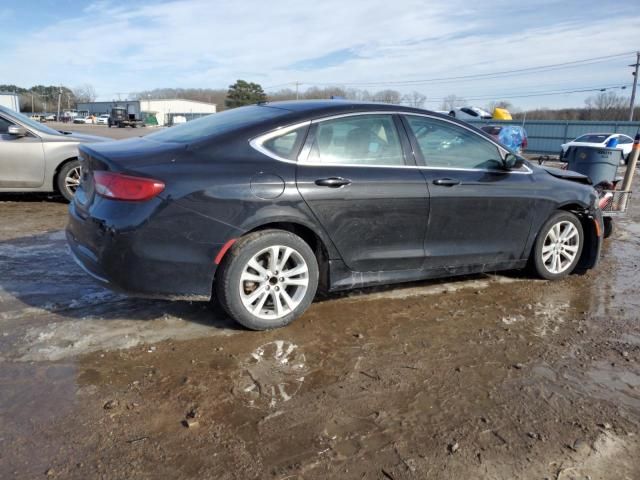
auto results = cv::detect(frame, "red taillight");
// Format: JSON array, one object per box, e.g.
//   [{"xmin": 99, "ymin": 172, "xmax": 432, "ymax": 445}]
[
  {"xmin": 94, "ymin": 171, "xmax": 165, "ymax": 201},
  {"xmin": 522, "ymin": 136, "xmax": 528, "ymax": 150}
]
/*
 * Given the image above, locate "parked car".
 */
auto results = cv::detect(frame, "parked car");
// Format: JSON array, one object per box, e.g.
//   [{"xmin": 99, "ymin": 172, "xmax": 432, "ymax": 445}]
[
  {"xmin": 480, "ymin": 125, "xmax": 528, "ymax": 153},
  {"xmin": 67, "ymin": 101, "xmax": 603, "ymax": 331},
  {"xmin": 0, "ymin": 105, "xmax": 110, "ymax": 201},
  {"xmin": 96, "ymin": 114, "xmax": 110, "ymax": 125},
  {"xmin": 74, "ymin": 116, "xmax": 95, "ymax": 124},
  {"xmin": 560, "ymin": 133, "xmax": 634, "ymax": 163},
  {"xmin": 45, "ymin": 114, "xmax": 57, "ymax": 121},
  {"xmin": 448, "ymin": 106, "xmax": 492, "ymax": 120}
]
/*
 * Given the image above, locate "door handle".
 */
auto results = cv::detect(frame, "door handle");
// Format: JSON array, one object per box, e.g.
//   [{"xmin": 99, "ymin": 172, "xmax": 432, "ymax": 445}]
[
  {"xmin": 315, "ymin": 177, "xmax": 352, "ymax": 188},
  {"xmin": 433, "ymin": 178, "xmax": 460, "ymax": 187}
]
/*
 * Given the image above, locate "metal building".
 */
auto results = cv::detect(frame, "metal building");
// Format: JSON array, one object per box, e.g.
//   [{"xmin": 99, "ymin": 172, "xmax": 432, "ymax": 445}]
[
  {"xmin": 76, "ymin": 98, "xmax": 217, "ymax": 126},
  {"xmin": 0, "ymin": 92, "xmax": 20, "ymax": 111}
]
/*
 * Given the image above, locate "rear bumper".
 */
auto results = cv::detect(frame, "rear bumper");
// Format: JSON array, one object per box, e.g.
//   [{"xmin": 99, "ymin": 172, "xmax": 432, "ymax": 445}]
[{"xmin": 66, "ymin": 198, "xmax": 234, "ymax": 301}]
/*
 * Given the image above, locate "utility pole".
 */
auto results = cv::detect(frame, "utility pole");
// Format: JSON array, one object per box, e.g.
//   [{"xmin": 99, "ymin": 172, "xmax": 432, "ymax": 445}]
[
  {"xmin": 31, "ymin": 94, "xmax": 34, "ymax": 113},
  {"xmin": 57, "ymin": 87, "xmax": 62, "ymax": 121},
  {"xmin": 629, "ymin": 51, "xmax": 640, "ymax": 122},
  {"xmin": 295, "ymin": 81, "xmax": 300, "ymax": 100}
]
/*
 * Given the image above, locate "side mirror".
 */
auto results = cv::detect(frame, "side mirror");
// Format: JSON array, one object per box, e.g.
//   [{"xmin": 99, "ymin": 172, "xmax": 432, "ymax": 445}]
[
  {"xmin": 504, "ymin": 152, "xmax": 524, "ymax": 170},
  {"xmin": 8, "ymin": 125, "xmax": 27, "ymax": 137}
]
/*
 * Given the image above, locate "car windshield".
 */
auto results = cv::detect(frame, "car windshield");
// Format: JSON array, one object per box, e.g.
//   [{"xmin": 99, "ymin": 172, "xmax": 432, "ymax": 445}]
[
  {"xmin": 146, "ymin": 105, "xmax": 290, "ymax": 143},
  {"xmin": 0, "ymin": 106, "xmax": 62, "ymax": 136},
  {"xmin": 574, "ymin": 134, "xmax": 611, "ymax": 143}
]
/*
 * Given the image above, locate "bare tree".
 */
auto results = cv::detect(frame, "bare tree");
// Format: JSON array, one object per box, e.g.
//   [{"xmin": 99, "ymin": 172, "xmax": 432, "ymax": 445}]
[
  {"xmin": 440, "ymin": 94, "xmax": 466, "ymax": 111},
  {"xmin": 73, "ymin": 84, "xmax": 97, "ymax": 104},
  {"xmin": 302, "ymin": 86, "xmax": 348, "ymax": 99},
  {"xmin": 267, "ymin": 88, "xmax": 297, "ymax": 101},
  {"xmin": 373, "ymin": 89, "xmax": 402, "ymax": 104},
  {"xmin": 485, "ymin": 100, "xmax": 513, "ymax": 113},
  {"xmin": 402, "ymin": 91, "xmax": 427, "ymax": 108},
  {"xmin": 584, "ymin": 91, "xmax": 628, "ymax": 120}
]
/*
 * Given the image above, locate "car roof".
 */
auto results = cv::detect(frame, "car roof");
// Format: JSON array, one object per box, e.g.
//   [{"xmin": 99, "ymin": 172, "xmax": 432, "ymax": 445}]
[{"xmin": 260, "ymin": 99, "xmax": 442, "ymax": 117}]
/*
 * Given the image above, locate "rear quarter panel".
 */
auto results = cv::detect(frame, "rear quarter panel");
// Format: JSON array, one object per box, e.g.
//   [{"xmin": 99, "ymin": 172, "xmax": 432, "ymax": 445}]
[{"xmin": 135, "ymin": 139, "xmax": 341, "ymax": 260}]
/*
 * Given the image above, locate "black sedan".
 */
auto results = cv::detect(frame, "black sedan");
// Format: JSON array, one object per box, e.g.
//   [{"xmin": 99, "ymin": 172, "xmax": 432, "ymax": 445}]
[{"xmin": 67, "ymin": 101, "xmax": 603, "ymax": 330}]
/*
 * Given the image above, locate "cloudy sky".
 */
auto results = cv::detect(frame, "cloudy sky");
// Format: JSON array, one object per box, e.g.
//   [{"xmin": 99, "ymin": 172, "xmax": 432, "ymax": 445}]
[{"xmin": 1, "ymin": 0, "xmax": 638, "ymax": 109}]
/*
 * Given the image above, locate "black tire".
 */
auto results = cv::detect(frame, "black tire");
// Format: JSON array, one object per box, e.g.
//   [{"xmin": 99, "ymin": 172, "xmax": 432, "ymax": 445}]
[
  {"xmin": 532, "ymin": 211, "xmax": 584, "ymax": 280},
  {"xmin": 603, "ymin": 217, "xmax": 614, "ymax": 238},
  {"xmin": 56, "ymin": 159, "xmax": 81, "ymax": 202},
  {"xmin": 449, "ymin": 111, "xmax": 456, "ymax": 117},
  {"xmin": 215, "ymin": 230, "xmax": 319, "ymax": 330}
]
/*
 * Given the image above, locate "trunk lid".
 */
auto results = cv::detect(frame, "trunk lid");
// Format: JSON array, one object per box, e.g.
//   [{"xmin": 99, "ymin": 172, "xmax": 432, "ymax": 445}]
[{"xmin": 75, "ymin": 137, "xmax": 186, "ymax": 214}]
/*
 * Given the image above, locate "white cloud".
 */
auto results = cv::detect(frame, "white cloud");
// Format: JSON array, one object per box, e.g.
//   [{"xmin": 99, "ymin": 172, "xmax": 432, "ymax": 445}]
[{"xmin": 2, "ymin": 0, "xmax": 638, "ymax": 109}]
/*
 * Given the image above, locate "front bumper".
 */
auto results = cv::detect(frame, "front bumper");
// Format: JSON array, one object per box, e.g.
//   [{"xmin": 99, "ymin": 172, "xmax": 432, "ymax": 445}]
[{"xmin": 577, "ymin": 207, "xmax": 603, "ymax": 271}]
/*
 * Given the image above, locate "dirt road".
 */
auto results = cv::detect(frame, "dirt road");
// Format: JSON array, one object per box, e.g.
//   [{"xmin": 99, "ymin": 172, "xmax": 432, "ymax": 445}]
[{"xmin": 1, "ymin": 164, "xmax": 639, "ymax": 479}]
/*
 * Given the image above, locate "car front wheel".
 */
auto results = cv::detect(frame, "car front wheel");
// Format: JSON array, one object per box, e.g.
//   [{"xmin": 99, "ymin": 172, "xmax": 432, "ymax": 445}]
[
  {"xmin": 215, "ymin": 230, "xmax": 319, "ymax": 330},
  {"xmin": 57, "ymin": 160, "xmax": 82, "ymax": 202},
  {"xmin": 532, "ymin": 211, "xmax": 584, "ymax": 280}
]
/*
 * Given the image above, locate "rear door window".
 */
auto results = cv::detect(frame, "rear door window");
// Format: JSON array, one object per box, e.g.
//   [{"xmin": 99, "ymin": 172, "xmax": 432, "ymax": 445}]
[{"xmin": 305, "ymin": 114, "xmax": 405, "ymax": 166}]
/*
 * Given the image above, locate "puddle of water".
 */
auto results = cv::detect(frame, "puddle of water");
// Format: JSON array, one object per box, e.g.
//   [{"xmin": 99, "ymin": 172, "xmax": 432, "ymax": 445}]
[{"xmin": 534, "ymin": 360, "xmax": 640, "ymax": 411}]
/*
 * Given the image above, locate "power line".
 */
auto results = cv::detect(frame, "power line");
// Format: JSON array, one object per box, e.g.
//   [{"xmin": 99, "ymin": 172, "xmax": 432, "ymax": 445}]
[
  {"xmin": 269, "ymin": 51, "xmax": 637, "ymax": 88},
  {"xmin": 396, "ymin": 84, "xmax": 631, "ymax": 105},
  {"xmin": 452, "ymin": 84, "xmax": 630, "ymax": 102}
]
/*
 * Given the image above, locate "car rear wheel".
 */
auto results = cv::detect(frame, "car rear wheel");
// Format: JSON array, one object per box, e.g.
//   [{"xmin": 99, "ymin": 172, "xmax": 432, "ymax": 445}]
[
  {"xmin": 532, "ymin": 211, "xmax": 583, "ymax": 280},
  {"xmin": 215, "ymin": 230, "xmax": 319, "ymax": 330},
  {"xmin": 57, "ymin": 160, "xmax": 82, "ymax": 202}
]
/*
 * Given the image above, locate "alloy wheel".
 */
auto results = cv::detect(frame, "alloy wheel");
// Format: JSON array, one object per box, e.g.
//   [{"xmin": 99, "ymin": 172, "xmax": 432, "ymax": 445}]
[
  {"xmin": 239, "ymin": 245, "xmax": 309, "ymax": 320},
  {"xmin": 65, "ymin": 166, "xmax": 82, "ymax": 195},
  {"xmin": 541, "ymin": 220, "xmax": 580, "ymax": 274}
]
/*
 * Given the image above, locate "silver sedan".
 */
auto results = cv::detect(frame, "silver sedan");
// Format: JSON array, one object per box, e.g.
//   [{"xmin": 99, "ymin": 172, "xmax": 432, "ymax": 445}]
[{"xmin": 0, "ymin": 106, "xmax": 110, "ymax": 201}]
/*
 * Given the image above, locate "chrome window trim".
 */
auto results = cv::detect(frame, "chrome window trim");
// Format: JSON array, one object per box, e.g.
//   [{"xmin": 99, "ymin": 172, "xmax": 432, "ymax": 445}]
[
  {"xmin": 249, "ymin": 111, "xmax": 532, "ymax": 175},
  {"xmin": 249, "ymin": 120, "xmax": 311, "ymax": 164}
]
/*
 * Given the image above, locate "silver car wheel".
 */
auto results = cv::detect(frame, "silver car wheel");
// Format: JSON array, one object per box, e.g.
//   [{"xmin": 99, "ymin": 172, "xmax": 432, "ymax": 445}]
[
  {"xmin": 541, "ymin": 220, "xmax": 580, "ymax": 274},
  {"xmin": 65, "ymin": 166, "xmax": 82, "ymax": 194},
  {"xmin": 239, "ymin": 245, "xmax": 309, "ymax": 320}
]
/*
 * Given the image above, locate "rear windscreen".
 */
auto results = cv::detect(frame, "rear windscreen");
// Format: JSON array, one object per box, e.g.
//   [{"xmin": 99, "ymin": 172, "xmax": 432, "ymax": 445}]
[{"xmin": 146, "ymin": 105, "xmax": 289, "ymax": 143}]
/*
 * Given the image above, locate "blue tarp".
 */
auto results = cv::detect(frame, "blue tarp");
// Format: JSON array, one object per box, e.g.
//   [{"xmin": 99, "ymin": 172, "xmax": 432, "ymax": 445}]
[{"xmin": 498, "ymin": 126, "xmax": 526, "ymax": 152}]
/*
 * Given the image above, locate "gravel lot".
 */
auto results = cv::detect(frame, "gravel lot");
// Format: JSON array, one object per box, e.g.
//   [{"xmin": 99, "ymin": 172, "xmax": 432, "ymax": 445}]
[
  {"xmin": 49, "ymin": 121, "xmax": 157, "ymax": 140},
  {"xmin": 1, "ymin": 127, "xmax": 639, "ymax": 479}
]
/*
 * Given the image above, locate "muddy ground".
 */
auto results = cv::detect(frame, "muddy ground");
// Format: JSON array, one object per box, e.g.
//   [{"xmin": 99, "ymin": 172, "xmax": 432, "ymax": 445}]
[{"xmin": 1, "ymin": 148, "xmax": 639, "ymax": 479}]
